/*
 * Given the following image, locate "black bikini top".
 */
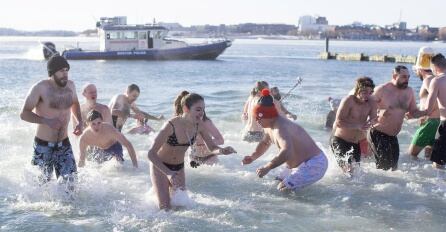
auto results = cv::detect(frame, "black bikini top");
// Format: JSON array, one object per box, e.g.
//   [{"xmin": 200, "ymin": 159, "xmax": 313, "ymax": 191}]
[{"xmin": 166, "ymin": 121, "xmax": 197, "ymax": 147}]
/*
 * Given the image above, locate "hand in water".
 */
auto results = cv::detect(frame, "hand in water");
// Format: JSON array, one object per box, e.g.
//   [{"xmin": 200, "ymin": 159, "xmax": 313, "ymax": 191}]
[
  {"xmin": 256, "ymin": 166, "xmax": 271, "ymax": 178},
  {"xmin": 73, "ymin": 122, "xmax": 83, "ymax": 136},
  {"xmin": 44, "ymin": 117, "xmax": 63, "ymax": 130},
  {"xmin": 242, "ymin": 156, "xmax": 254, "ymax": 165},
  {"xmin": 220, "ymin": 146, "xmax": 237, "ymax": 155},
  {"xmin": 277, "ymin": 181, "xmax": 288, "ymax": 192}
]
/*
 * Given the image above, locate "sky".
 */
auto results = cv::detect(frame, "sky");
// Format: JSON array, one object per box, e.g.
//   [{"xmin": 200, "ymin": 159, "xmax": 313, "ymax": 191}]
[{"xmin": 1, "ymin": 0, "xmax": 445, "ymax": 31}]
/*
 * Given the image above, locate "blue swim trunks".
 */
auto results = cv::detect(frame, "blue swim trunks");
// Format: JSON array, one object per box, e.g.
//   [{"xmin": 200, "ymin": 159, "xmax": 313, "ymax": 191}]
[
  {"xmin": 32, "ymin": 137, "xmax": 77, "ymax": 183},
  {"xmin": 87, "ymin": 142, "xmax": 124, "ymax": 163}
]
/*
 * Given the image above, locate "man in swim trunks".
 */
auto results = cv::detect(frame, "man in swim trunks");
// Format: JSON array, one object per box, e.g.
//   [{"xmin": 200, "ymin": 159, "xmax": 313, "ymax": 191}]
[
  {"xmin": 422, "ymin": 53, "xmax": 446, "ymax": 169},
  {"xmin": 408, "ymin": 47, "xmax": 440, "ymax": 159},
  {"xmin": 242, "ymin": 89, "xmax": 327, "ymax": 191},
  {"xmin": 78, "ymin": 110, "xmax": 138, "ymax": 168},
  {"xmin": 331, "ymin": 77, "xmax": 377, "ymax": 175},
  {"xmin": 109, "ymin": 84, "xmax": 164, "ymax": 132},
  {"xmin": 74, "ymin": 83, "xmax": 112, "ymax": 127},
  {"xmin": 369, "ymin": 65, "xmax": 425, "ymax": 171},
  {"xmin": 20, "ymin": 54, "xmax": 82, "ymax": 183}
]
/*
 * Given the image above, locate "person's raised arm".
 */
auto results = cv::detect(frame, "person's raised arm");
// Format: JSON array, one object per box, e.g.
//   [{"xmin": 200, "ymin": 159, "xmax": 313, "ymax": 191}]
[
  {"xmin": 241, "ymin": 98, "xmax": 250, "ymax": 121},
  {"xmin": 114, "ymin": 130, "xmax": 138, "ymax": 168}
]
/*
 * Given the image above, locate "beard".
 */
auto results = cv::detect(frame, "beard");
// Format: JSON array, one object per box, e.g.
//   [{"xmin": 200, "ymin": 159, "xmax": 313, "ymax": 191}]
[
  {"xmin": 54, "ymin": 77, "xmax": 67, "ymax": 87},
  {"xmin": 396, "ymin": 82, "xmax": 408, "ymax": 89}
]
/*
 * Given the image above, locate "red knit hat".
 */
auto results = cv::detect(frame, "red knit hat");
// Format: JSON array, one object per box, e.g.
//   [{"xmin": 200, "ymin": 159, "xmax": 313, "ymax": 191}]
[{"xmin": 253, "ymin": 89, "xmax": 279, "ymax": 119}]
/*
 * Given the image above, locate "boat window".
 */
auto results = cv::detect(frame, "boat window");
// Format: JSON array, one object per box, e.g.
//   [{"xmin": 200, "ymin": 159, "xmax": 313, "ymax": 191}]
[
  {"xmin": 109, "ymin": 31, "xmax": 120, "ymax": 40},
  {"xmin": 155, "ymin": 31, "xmax": 162, "ymax": 39},
  {"xmin": 138, "ymin": 32, "xmax": 147, "ymax": 39},
  {"xmin": 123, "ymin": 31, "xmax": 137, "ymax": 40}
]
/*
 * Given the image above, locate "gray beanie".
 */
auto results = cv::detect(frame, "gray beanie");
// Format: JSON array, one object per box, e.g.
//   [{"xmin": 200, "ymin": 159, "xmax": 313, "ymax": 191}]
[{"xmin": 47, "ymin": 55, "xmax": 70, "ymax": 77}]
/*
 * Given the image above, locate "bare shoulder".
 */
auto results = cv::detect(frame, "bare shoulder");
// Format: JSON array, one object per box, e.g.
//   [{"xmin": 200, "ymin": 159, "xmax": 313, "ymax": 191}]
[
  {"xmin": 66, "ymin": 80, "xmax": 76, "ymax": 90},
  {"xmin": 96, "ymin": 103, "xmax": 110, "ymax": 111},
  {"xmin": 32, "ymin": 79, "xmax": 50, "ymax": 91}
]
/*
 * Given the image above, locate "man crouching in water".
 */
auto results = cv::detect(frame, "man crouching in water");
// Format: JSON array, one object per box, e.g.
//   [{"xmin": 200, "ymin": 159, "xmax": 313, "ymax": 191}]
[
  {"xmin": 20, "ymin": 54, "xmax": 82, "ymax": 184},
  {"xmin": 78, "ymin": 110, "xmax": 138, "ymax": 168},
  {"xmin": 242, "ymin": 89, "xmax": 328, "ymax": 191}
]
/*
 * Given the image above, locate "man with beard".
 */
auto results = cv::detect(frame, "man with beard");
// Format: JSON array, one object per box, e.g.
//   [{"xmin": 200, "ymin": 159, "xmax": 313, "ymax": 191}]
[
  {"xmin": 75, "ymin": 83, "xmax": 113, "ymax": 128},
  {"xmin": 20, "ymin": 54, "xmax": 82, "ymax": 183},
  {"xmin": 368, "ymin": 65, "xmax": 424, "ymax": 170},
  {"xmin": 422, "ymin": 53, "xmax": 446, "ymax": 169},
  {"xmin": 109, "ymin": 84, "xmax": 164, "ymax": 132},
  {"xmin": 408, "ymin": 47, "xmax": 440, "ymax": 159}
]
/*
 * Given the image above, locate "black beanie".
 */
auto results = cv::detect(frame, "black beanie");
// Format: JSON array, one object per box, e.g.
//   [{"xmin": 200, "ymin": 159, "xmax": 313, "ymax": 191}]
[{"xmin": 47, "ymin": 54, "xmax": 70, "ymax": 77}]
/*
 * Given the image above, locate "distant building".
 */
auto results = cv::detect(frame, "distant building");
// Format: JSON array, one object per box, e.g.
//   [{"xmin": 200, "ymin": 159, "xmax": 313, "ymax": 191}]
[
  {"xmin": 316, "ymin": 17, "xmax": 328, "ymax": 25},
  {"xmin": 298, "ymin": 15, "xmax": 329, "ymax": 34}
]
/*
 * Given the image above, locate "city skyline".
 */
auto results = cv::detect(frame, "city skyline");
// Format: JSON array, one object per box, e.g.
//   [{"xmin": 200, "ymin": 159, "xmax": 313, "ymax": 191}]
[{"xmin": 1, "ymin": 0, "xmax": 445, "ymax": 31}]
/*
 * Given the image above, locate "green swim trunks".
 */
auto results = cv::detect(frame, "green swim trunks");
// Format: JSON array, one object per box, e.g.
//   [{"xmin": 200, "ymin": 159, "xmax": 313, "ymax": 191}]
[{"xmin": 411, "ymin": 118, "xmax": 441, "ymax": 147}]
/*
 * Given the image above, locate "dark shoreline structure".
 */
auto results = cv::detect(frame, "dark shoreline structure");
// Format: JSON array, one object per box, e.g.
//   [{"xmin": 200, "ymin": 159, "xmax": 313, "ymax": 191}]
[
  {"xmin": 319, "ymin": 38, "xmax": 417, "ymax": 64},
  {"xmin": 319, "ymin": 51, "xmax": 417, "ymax": 64}
]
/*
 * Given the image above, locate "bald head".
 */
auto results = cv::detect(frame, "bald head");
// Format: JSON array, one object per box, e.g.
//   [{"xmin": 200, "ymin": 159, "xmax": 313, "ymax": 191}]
[{"xmin": 82, "ymin": 83, "xmax": 97, "ymax": 101}]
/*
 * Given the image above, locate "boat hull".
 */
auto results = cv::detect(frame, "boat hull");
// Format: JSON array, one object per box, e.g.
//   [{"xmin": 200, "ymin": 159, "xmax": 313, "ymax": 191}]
[{"xmin": 62, "ymin": 40, "xmax": 231, "ymax": 60}]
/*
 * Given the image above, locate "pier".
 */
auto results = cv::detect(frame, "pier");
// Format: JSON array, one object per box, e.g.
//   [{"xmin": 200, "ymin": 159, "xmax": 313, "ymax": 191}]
[{"xmin": 319, "ymin": 38, "xmax": 417, "ymax": 64}]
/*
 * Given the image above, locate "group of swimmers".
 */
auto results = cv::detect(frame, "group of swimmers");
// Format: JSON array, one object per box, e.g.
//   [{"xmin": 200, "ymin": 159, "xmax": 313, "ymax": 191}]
[
  {"xmin": 328, "ymin": 47, "xmax": 446, "ymax": 176},
  {"xmin": 19, "ymin": 46, "xmax": 446, "ymax": 210}
]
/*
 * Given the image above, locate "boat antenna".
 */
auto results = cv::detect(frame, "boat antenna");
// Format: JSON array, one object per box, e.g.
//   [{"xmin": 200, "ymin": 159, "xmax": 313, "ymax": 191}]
[{"xmin": 280, "ymin": 77, "xmax": 303, "ymax": 102}]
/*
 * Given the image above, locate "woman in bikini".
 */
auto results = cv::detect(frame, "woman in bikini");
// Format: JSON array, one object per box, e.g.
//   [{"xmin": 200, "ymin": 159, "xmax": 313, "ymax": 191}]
[{"xmin": 147, "ymin": 92, "xmax": 236, "ymax": 210}]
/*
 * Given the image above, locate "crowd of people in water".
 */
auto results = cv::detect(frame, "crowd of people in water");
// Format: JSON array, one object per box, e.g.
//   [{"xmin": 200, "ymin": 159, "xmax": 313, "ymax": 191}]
[{"xmin": 19, "ymin": 46, "xmax": 446, "ymax": 209}]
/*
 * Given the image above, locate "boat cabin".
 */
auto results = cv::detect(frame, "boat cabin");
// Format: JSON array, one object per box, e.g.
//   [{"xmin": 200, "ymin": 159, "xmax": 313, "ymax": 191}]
[{"xmin": 96, "ymin": 16, "xmax": 185, "ymax": 51}]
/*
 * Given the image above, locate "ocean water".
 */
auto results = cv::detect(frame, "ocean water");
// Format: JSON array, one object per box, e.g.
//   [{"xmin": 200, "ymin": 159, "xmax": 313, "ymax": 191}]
[{"xmin": 1, "ymin": 36, "xmax": 446, "ymax": 231}]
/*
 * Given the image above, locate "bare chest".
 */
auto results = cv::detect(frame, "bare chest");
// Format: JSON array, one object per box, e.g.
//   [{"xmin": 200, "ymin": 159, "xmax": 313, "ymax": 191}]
[
  {"xmin": 381, "ymin": 91, "xmax": 410, "ymax": 111},
  {"xmin": 46, "ymin": 88, "xmax": 73, "ymax": 110}
]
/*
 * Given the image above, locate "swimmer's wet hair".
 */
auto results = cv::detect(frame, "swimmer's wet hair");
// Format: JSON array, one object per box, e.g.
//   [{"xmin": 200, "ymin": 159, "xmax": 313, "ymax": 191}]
[
  {"xmin": 181, "ymin": 93, "xmax": 204, "ymax": 110},
  {"xmin": 394, "ymin": 65, "xmax": 408, "ymax": 74},
  {"xmin": 174, "ymin": 90, "xmax": 190, "ymax": 116},
  {"xmin": 432, "ymin": 53, "xmax": 446, "ymax": 68},
  {"xmin": 127, "ymin": 84, "xmax": 140, "ymax": 93},
  {"xmin": 87, "ymin": 110, "xmax": 103, "ymax": 122},
  {"xmin": 251, "ymin": 81, "xmax": 269, "ymax": 96},
  {"xmin": 354, "ymin": 76, "xmax": 375, "ymax": 96}
]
